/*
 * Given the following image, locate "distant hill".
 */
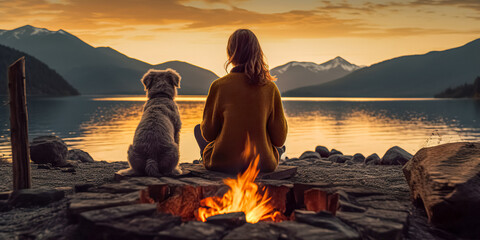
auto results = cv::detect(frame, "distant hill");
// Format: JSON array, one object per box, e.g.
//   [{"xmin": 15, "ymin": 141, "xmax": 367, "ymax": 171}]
[
  {"xmin": 0, "ymin": 25, "xmax": 219, "ymax": 95},
  {"xmin": 0, "ymin": 44, "xmax": 79, "ymax": 96},
  {"xmin": 270, "ymin": 57, "xmax": 363, "ymax": 93},
  {"xmin": 435, "ymin": 76, "xmax": 480, "ymax": 98},
  {"xmin": 284, "ymin": 38, "xmax": 480, "ymax": 97}
]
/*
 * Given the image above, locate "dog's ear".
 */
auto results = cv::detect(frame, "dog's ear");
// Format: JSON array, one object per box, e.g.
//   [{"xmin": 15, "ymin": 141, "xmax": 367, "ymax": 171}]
[
  {"xmin": 165, "ymin": 68, "xmax": 181, "ymax": 88},
  {"xmin": 141, "ymin": 70, "xmax": 155, "ymax": 90}
]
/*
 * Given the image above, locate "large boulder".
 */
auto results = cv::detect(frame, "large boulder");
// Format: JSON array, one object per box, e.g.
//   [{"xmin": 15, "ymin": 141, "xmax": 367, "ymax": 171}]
[
  {"xmin": 352, "ymin": 153, "xmax": 365, "ymax": 163},
  {"xmin": 330, "ymin": 149, "xmax": 343, "ymax": 156},
  {"xmin": 299, "ymin": 151, "xmax": 321, "ymax": 160},
  {"xmin": 315, "ymin": 146, "xmax": 330, "ymax": 158},
  {"xmin": 381, "ymin": 146, "xmax": 412, "ymax": 165},
  {"xmin": 364, "ymin": 154, "xmax": 380, "ymax": 165},
  {"xmin": 68, "ymin": 149, "xmax": 94, "ymax": 163},
  {"xmin": 403, "ymin": 142, "xmax": 480, "ymax": 237},
  {"xmin": 30, "ymin": 135, "xmax": 68, "ymax": 166}
]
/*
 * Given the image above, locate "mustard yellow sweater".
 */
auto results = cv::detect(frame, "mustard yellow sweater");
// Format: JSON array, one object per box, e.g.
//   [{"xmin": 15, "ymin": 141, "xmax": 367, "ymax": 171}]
[{"xmin": 201, "ymin": 71, "xmax": 288, "ymax": 173}]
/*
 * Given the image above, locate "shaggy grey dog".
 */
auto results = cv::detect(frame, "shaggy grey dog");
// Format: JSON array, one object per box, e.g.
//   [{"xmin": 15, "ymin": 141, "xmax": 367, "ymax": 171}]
[{"xmin": 126, "ymin": 68, "xmax": 182, "ymax": 176}]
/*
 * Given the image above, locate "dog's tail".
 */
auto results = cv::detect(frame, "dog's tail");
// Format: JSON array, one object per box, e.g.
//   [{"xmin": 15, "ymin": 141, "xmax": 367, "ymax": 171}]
[{"xmin": 145, "ymin": 159, "xmax": 161, "ymax": 177}]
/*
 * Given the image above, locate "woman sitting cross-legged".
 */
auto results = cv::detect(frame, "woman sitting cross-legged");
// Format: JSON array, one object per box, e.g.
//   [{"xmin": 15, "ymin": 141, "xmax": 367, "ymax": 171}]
[{"xmin": 194, "ymin": 29, "xmax": 288, "ymax": 174}]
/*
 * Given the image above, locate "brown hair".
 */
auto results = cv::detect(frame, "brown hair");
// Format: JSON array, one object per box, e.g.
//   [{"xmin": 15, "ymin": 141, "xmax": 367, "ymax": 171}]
[{"xmin": 225, "ymin": 29, "xmax": 276, "ymax": 85}]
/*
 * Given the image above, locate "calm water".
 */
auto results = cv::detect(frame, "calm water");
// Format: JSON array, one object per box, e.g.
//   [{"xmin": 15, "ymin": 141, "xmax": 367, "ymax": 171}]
[{"xmin": 1, "ymin": 96, "xmax": 479, "ymax": 163}]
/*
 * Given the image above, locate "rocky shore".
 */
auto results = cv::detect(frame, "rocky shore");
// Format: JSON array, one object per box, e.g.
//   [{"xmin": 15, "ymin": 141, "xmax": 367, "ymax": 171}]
[{"xmin": 0, "ymin": 137, "xmax": 478, "ymax": 239}]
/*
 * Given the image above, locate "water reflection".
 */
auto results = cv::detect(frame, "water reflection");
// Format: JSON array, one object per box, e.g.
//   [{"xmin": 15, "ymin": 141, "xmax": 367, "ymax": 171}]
[{"xmin": 0, "ymin": 96, "xmax": 479, "ymax": 162}]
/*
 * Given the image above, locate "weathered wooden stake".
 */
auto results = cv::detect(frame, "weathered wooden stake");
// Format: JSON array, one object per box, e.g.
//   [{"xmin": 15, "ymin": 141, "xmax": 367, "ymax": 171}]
[{"xmin": 8, "ymin": 57, "xmax": 31, "ymax": 190}]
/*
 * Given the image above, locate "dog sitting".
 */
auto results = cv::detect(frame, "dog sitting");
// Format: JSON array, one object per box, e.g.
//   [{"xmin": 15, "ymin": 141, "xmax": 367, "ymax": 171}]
[{"xmin": 126, "ymin": 68, "xmax": 182, "ymax": 176}]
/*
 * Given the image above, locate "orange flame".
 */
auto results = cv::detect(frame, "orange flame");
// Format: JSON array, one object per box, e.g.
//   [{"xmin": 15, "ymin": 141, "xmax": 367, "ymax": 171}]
[{"xmin": 196, "ymin": 134, "xmax": 282, "ymax": 223}]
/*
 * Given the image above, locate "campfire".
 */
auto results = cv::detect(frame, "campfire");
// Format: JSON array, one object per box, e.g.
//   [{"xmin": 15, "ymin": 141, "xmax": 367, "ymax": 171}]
[
  {"xmin": 196, "ymin": 135, "xmax": 283, "ymax": 223},
  {"xmin": 138, "ymin": 135, "xmax": 338, "ymax": 224}
]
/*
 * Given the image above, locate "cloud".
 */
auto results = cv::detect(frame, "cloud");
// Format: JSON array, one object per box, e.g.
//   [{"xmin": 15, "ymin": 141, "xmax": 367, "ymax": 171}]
[
  {"xmin": 0, "ymin": 0, "xmax": 477, "ymax": 40},
  {"xmin": 409, "ymin": 0, "xmax": 480, "ymax": 11}
]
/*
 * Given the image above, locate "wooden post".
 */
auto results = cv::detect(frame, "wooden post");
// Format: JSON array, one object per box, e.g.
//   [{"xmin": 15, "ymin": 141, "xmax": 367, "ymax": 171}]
[{"xmin": 8, "ymin": 57, "xmax": 31, "ymax": 190}]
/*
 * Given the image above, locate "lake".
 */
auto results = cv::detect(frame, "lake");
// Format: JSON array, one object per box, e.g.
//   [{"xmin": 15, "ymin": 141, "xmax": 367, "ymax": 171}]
[{"xmin": 1, "ymin": 96, "xmax": 480, "ymax": 163}]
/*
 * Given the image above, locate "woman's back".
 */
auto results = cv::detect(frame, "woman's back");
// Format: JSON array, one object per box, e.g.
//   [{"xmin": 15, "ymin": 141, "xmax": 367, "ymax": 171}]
[{"xmin": 201, "ymin": 70, "xmax": 287, "ymax": 173}]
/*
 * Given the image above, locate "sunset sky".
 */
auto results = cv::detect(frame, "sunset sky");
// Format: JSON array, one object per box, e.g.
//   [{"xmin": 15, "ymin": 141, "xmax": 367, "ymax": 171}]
[{"xmin": 1, "ymin": 0, "xmax": 479, "ymax": 75}]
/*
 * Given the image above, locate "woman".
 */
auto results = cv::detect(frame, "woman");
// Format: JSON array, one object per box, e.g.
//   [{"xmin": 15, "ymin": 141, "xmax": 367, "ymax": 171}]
[{"xmin": 194, "ymin": 29, "xmax": 287, "ymax": 173}]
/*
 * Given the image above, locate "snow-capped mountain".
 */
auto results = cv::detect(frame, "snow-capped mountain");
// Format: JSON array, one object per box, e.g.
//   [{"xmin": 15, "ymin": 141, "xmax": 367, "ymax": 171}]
[
  {"xmin": 284, "ymin": 38, "xmax": 480, "ymax": 97},
  {"xmin": 0, "ymin": 25, "xmax": 219, "ymax": 95},
  {"xmin": 271, "ymin": 57, "xmax": 363, "ymax": 93},
  {"xmin": 0, "ymin": 25, "xmax": 69, "ymax": 39}
]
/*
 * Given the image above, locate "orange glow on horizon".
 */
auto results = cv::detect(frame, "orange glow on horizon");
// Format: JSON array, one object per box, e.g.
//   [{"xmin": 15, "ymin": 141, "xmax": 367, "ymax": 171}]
[{"xmin": 0, "ymin": 0, "xmax": 478, "ymax": 75}]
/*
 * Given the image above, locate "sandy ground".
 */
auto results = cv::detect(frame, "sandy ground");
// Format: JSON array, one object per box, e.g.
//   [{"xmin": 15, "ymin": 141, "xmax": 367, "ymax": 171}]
[
  {"xmin": 0, "ymin": 160, "xmax": 409, "ymax": 201},
  {"xmin": 0, "ymin": 160, "xmax": 129, "ymax": 192}
]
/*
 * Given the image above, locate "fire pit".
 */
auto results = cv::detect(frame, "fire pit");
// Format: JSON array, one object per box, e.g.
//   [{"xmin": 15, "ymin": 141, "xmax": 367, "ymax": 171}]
[
  {"xmin": 137, "ymin": 161, "xmax": 338, "ymax": 225},
  {"xmin": 137, "ymin": 139, "xmax": 338, "ymax": 225},
  {"xmin": 67, "ymin": 163, "xmax": 408, "ymax": 240},
  {"xmin": 67, "ymin": 140, "xmax": 408, "ymax": 239}
]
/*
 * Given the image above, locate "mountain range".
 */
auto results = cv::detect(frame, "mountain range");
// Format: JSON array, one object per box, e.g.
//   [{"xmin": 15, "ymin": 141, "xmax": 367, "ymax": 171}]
[
  {"xmin": 2, "ymin": 25, "xmax": 479, "ymax": 98},
  {"xmin": 284, "ymin": 38, "xmax": 480, "ymax": 97},
  {"xmin": 0, "ymin": 44, "xmax": 79, "ymax": 96},
  {"xmin": 271, "ymin": 57, "xmax": 363, "ymax": 93},
  {"xmin": 0, "ymin": 25, "xmax": 219, "ymax": 95}
]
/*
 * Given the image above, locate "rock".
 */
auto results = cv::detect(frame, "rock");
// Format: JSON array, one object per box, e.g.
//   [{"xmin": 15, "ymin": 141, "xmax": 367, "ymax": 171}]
[
  {"xmin": 334, "ymin": 188, "xmax": 409, "ymax": 240},
  {"xmin": 403, "ymin": 142, "xmax": 480, "ymax": 237},
  {"xmin": 292, "ymin": 210, "xmax": 359, "ymax": 239},
  {"xmin": 345, "ymin": 160, "xmax": 354, "ymax": 165},
  {"xmin": 292, "ymin": 182, "xmax": 332, "ymax": 209},
  {"xmin": 330, "ymin": 149, "xmax": 343, "ymax": 156},
  {"xmin": 67, "ymin": 149, "xmax": 94, "ymax": 162},
  {"xmin": 78, "ymin": 203, "xmax": 176, "ymax": 239},
  {"xmin": 260, "ymin": 181, "xmax": 293, "ymax": 214},
  {"xmin": 157, "ymin": 221, "xmax": 226, "ymax": 240},
  {"xmin": 337, "ymin": 209, "xmax": 406, "ymax": 240},
  {"xmin": 193, "ymin": 160, "xmax": 200, "ymax": 164},
  {"xmin": 206, "ymin": 212, "xmax": 246, "ymax": 228},
  {"xmin": 30, "ymin": 135, "xmax": 68, "ymax": 166},
  {"xmin": 381, "ymin": 146, "xmax": 412, "ymax": 165},
  {"xmin": 94, "ymin": 177, "xmax": 164, "ymax": 194},
  {"xmin": 299, "ymin": 151, "xmax": 321, "ymax": 160},
  {"xmin": 271, "ymin": 221, "xmax": 355, "ymax": 240},
  {"xmin": 87, "ymin": 215, "xmax": 181, "ymax": 239},
  {"xmin": 8, "ymin": 188, "xmax": 65, "ymax": 208},
  {"xmin": 79, "ymin": 203, "xmax": 157, "ymax": 224},
  {"xmin": 222, "ymin": 222, "xmax": 282, "ymax": 240},
  {"xmin": 338, "ymin": 200, "xmax": 366, "ymax": 213},
  {"xmin": 327, "ymin": 155, "xmax": 352, "ymax": 163},
  {"xmin": 364, "ymin": 153, "xmax": 380, "ymax": 165},
  {"xmin": 352, "ymin": 153, "xmax": 365, "ymax": 163},
  {"xmin": 315, "ymin": 146, "xmax": 330, "ymax": 158},
  {"xmin": 68, "ymin": 192, "xmax": 140, "ymax": 218},
  {"xmin": 304, "ymin": 188, "xmax": 339, "ymax": 215}
]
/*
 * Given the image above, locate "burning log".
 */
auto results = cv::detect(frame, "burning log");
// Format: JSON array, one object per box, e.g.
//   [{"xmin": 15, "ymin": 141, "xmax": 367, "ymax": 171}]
[
  {"xmin": 196, "ymin": 136, "xmax": 285, "ymax": 223},
  {"xmin": 206, "ymin": 212, "xmax": 246, "ymax": 228}
]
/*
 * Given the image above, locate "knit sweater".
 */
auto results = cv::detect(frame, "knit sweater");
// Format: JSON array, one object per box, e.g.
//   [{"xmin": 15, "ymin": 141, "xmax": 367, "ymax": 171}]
[{"xmin": 201, "ymin": 69, "xmax": 288, "ymax": 173}]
